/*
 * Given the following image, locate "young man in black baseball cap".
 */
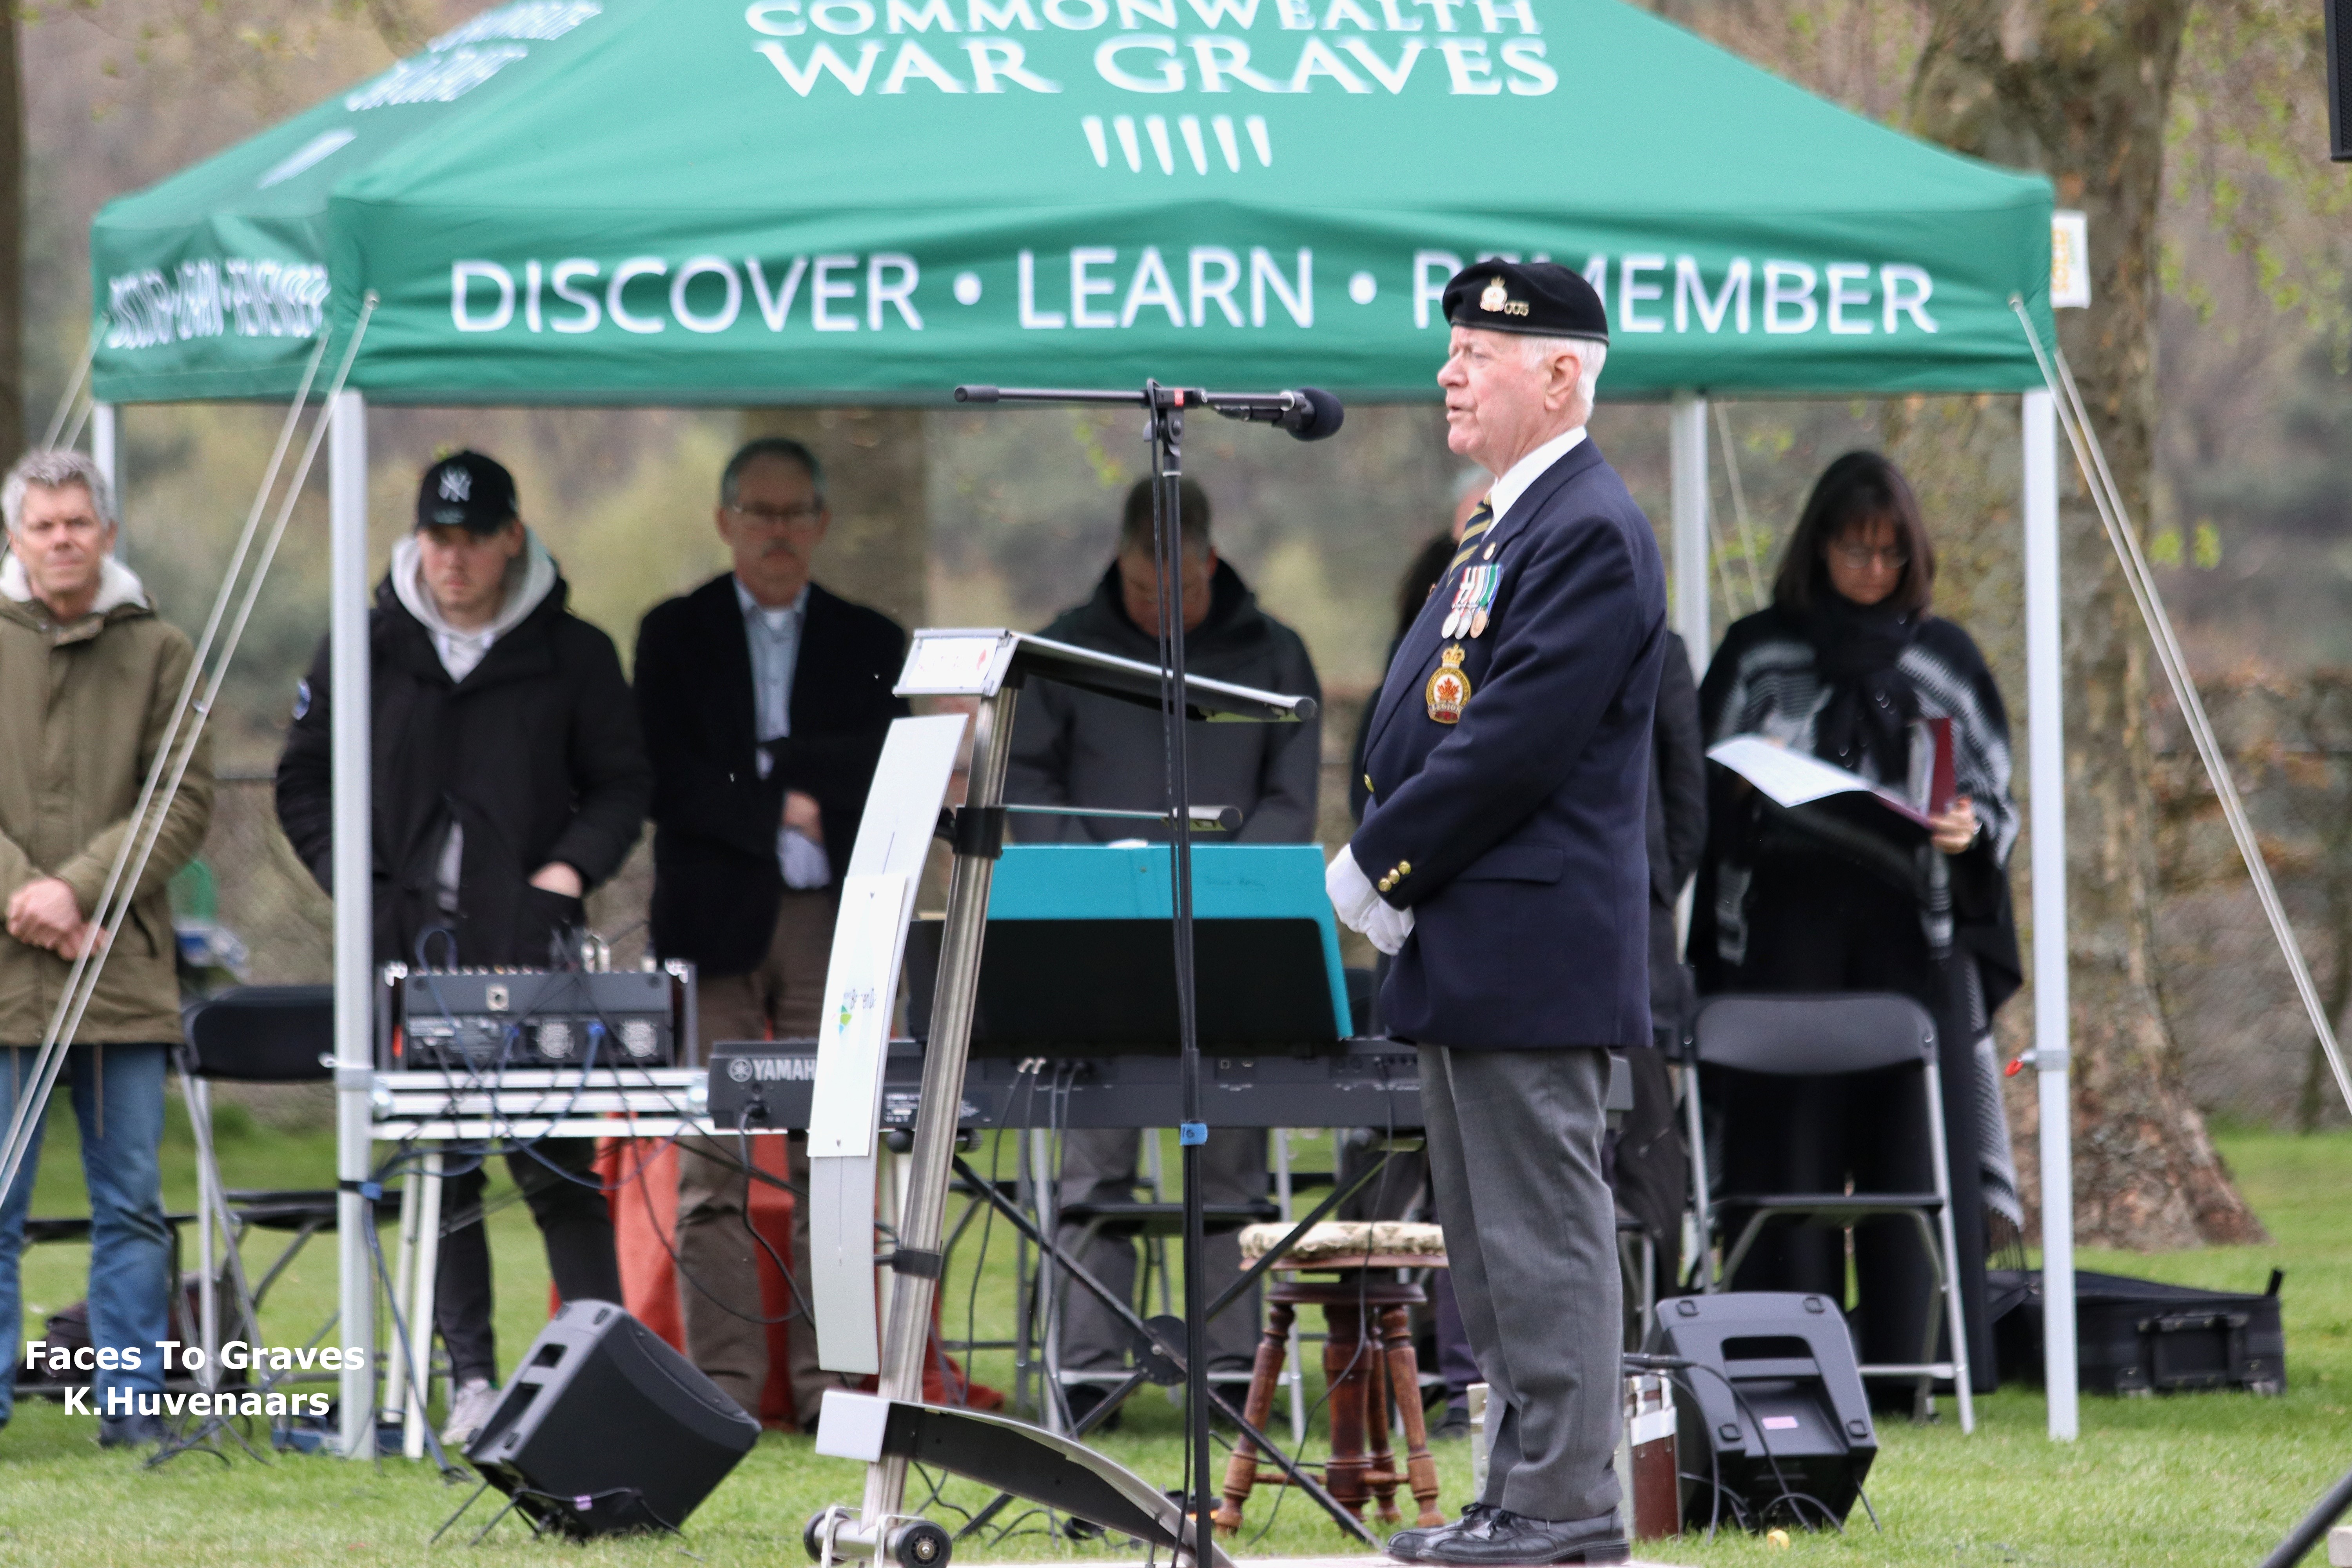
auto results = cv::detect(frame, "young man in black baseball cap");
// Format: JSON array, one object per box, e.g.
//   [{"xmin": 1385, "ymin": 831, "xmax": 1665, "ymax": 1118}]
[{"xmin": 275, "ymin": 450, "xmax": 652, "ymax": 1446}]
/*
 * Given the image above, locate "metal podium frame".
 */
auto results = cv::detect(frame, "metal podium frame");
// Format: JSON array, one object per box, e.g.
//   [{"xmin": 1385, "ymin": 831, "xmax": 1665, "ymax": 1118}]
[{"xmin": 810, "ymin": 622, "xmax": 1313, "ymax": 1568}]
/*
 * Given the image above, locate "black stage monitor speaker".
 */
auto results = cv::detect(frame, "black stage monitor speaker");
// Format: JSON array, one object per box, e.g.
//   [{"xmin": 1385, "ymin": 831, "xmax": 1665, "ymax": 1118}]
[
  {"xmin": 2333, "ymin": 0, "xmax": 2352, "ymax": 159},
  {"xmin": 1643, "ymin": 1292, "xmax": 1877, "ymax": 1533},
  {"xmin": 466, "ymin": 1299, "xmax": 760, "ymax": 1537}
]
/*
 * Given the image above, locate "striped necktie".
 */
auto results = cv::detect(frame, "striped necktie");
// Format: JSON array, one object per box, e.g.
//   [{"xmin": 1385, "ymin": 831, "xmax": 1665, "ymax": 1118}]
[{"xmin": 1450, "ymin": 498, "xmax": 1494, "ymax": 572}]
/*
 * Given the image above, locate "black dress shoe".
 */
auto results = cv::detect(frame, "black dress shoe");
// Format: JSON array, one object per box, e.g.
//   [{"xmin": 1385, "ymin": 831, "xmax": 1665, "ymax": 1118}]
[
  {"xmin": 1388, "ymin": 1502, "xmax": 1496, "ymax": 1563},
  {"xmin": 1423, "ymin": 1509, "xmax": 1628, "ymax": 1565},
  {"xmin": 1430, "ymin": 1402, "xmax": 1473, "ymax": 1441}
]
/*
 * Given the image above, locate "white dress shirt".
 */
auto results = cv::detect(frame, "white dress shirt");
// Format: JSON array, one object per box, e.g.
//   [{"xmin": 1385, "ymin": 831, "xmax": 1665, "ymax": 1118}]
[
  {"xmin": 1483, "ymin": 425, "xmax": 1588, "ymax": 523},
  {"xmin": 733, "ymin": 578, "xmax": 829, "ymax": 890}
]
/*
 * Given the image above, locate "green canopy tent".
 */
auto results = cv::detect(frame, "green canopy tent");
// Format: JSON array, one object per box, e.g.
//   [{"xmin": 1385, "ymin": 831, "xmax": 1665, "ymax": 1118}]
[
  {"xmin": 85, "ymin": 0, "xmax": 2085, "ymax": 1454},
  {"xmin": 90, "ymin": 0, "xmax": 2053, "ymax": 402}
]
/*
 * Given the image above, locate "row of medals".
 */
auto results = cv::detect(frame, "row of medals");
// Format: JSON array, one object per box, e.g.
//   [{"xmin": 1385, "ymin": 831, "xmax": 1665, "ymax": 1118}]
[{"xmin": 1443, "ymin": 562, "xmax": 1499, "ymax": 641}]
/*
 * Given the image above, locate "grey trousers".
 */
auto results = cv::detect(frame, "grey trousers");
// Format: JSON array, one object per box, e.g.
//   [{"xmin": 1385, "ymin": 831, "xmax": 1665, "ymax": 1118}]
[
  {"xmin": 1054, "ymin": 1126, "xmax": 1266, "ymax": 1376},
  {"xmin": 1421, "ymin": 1045, "xmax": 1623, "ymax": 1523}
]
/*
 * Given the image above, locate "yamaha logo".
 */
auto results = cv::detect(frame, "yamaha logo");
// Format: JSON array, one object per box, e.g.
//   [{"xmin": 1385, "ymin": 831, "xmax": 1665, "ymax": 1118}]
[{"xmin": 727, "ymin": 1054, "xmax": 818, "ymax": 1082}]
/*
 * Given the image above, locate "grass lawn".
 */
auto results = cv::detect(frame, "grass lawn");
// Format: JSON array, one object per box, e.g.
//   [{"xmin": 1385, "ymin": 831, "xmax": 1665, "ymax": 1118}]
[{"xmin": 0, "ymin": 1102, "xmax": 2342, "ymax": 1566}]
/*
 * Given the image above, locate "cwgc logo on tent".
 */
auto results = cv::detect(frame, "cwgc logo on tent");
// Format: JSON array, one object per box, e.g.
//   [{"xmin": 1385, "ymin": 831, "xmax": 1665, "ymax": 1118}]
[
  {"xmin": 106, "ymin": 258, "xmax": 330, "ymax": 351},
  {"xmin": 744, "ymin": 0, "xmax": 1556, "ymax": 111}
]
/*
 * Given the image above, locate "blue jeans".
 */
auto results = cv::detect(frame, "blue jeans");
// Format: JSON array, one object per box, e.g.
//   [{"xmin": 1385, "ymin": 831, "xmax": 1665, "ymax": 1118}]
[{"xmin": 0, "ymin": 1044, "xmax": 171, "ymax": 1423}]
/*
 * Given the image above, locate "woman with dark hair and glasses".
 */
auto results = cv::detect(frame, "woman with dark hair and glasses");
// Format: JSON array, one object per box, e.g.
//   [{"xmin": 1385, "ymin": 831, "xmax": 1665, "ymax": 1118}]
[{"xmin": 1690, "ymin": 450, "xmax": 2021, "ymax": 1404}]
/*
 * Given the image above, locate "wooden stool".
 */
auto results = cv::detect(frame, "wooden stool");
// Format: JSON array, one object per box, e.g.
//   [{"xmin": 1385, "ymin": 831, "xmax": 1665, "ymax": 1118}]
[{"xmin": 1212, "ymin": 1221, "xmax": 1447, "ymax": 1535}]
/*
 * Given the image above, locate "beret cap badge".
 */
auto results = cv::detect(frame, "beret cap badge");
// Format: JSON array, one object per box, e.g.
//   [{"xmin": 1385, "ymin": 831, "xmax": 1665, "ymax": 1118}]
[{"xmin": 1443, "ymin": 258, "xmax": 1609, "ymax": 341}]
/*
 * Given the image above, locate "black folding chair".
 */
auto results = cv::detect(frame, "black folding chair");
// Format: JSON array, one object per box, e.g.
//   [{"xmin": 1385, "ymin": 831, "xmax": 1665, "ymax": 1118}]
[
  {"xmin": 176, "ymin": 986, "xmax": 352, "ymax": 1405},
  {"xmin": 1681, "ymin": 993, "xmax": 1974, "ymax": 1432}
]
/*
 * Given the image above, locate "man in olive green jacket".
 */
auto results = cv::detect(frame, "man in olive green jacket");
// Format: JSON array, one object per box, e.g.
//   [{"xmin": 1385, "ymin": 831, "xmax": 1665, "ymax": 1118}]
[{"xmin": 0, "ymin": 449, "xmax": 211, "ymax": 1447}]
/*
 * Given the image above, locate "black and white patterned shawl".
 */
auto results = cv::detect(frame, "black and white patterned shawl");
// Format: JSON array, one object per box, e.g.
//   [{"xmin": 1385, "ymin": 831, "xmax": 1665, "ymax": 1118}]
[
  {"xmin": 1695, "ymin": 602, "xmax": 2025, "ymax": 1231},
  {"xmin": 1702, "ymin": 606, "xmax": 2018, "ymax": 859}
]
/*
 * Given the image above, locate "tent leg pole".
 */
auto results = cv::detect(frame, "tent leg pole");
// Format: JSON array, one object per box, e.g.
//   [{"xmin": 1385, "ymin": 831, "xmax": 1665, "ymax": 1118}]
[
  {"xmin": 1670, "ymin": 392, "xmax": 1709, "ymax": 673},
  {"xmin": 91, "ymin": 404, "xmax": 119, "ymax": 554},
  {"xmin": 2022, "ymin": 387, "xmax": 2077, "ymax": 1443},
  {"xmin": 331, "ymin": 388, "xmax": 376, "ymax": 1461}
]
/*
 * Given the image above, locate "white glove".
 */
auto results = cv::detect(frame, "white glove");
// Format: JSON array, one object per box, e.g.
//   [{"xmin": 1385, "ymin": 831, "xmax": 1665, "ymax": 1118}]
[
  {"xmin": 1326, "ymin": 845, "xmax": 1415, "ymax": 956},
  {"xmin": 779, "ymin": 826, "xmax": 832, "ymax": 890}
]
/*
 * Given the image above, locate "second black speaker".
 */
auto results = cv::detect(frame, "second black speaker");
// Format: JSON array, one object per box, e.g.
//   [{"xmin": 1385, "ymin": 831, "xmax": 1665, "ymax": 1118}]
[{"xmin": 466, "ymin": 1299, "xmax": 761, "ymax": 1537}]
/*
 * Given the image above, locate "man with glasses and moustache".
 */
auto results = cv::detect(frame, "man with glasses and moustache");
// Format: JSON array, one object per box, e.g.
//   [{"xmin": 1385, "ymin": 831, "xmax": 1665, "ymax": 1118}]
[{"xmin": 633, "ymin": 438, "xmax": 908, "ymax": 1427}]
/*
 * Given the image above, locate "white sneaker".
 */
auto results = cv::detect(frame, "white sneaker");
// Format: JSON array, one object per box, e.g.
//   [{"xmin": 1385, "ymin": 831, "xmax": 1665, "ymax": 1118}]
[{"xmin": 441, "ymin": 1379, "xmax": 501, "ymax": 1449}]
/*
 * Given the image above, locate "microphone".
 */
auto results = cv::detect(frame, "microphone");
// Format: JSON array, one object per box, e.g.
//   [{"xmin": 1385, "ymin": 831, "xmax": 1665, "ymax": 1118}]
[
  {"xmin": 955, "ymin": 383, "xmax": 1345, "ymax": 440},
  {"xmin": 1202, "ymin": 387, "xmax": 1345, "ymax": 442}
]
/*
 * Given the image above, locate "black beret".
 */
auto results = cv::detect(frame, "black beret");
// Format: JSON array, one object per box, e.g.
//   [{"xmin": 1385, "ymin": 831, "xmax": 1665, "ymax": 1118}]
[
  {"xmin": 416, "ymin": 450, "xmax": 519, "ymax": 534},
  {"xmin": 1442, "ymin": 260, "xmax": 1609, "ymax": 342}
]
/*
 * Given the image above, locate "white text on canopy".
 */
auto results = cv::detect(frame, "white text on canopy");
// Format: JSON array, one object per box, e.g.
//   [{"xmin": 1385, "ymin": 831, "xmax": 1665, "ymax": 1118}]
[{"xmin": 744, "ymin": 0, "xmax": 1554, "ymax": 95}]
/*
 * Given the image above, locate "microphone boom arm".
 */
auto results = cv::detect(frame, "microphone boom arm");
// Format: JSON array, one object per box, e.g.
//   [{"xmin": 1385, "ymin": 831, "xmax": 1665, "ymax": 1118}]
[{"xmin": 953, "ymin": 384, "xmax": 1343, "ymax": 441}]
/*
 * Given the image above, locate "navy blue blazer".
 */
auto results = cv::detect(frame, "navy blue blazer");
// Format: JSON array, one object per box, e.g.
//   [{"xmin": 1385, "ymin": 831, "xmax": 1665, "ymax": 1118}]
[{"xmin": 1350, "ymin": 438, "xmax": 1668, "ymax": 1051}]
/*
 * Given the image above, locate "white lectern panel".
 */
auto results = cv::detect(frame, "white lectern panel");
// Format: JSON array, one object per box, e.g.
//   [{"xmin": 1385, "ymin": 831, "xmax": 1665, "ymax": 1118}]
[
  {"xmin": 807, "ymin": 873, "xmax": 912, "ymax": 1161},
  {"xmin": 809, "ymin": 713, "xmax": 966, "ymax": 1375}
]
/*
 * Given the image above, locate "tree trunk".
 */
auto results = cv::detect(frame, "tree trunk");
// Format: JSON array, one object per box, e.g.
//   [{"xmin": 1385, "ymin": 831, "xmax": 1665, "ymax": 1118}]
[
  {"xmin": 1909, "ymin": 0, "xmax": 2265, "ymax": 1247},
  {"xmin": 737, "ymin": 408, "xmax": 930, "ymax": 632},
  {"xmin": 0, "ymin": 8, "xmax": 23, "ymax": 456}
]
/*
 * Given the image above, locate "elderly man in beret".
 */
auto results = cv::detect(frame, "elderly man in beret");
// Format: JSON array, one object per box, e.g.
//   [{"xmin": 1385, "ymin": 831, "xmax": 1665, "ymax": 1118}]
[{"xmin": 1328, "ymin": 261, "xmax": 1667, "ymax": 1566}]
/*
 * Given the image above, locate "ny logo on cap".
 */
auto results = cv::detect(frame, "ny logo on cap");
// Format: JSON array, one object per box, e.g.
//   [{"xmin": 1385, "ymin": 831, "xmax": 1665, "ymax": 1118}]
[{"xmin": 439, "ymin": 468, "xmax": 472, "ymax": 503}]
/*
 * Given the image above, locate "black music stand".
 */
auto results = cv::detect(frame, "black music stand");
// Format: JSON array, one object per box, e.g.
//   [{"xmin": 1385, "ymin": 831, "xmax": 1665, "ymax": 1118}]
[
  {"xmin": 903, "ymin": 892, "xmax": 1336, "ymax": 1445},
  {"xmin": 902, "ymin": 911, "xmax": 1344, "ymax": 1054}
]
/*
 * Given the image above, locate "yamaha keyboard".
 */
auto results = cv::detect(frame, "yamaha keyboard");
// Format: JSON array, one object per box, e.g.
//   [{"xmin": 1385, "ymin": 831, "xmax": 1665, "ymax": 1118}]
[{"xmin": 706, "ymin": 1040, "xmax": 1426, "ymax": 1132}]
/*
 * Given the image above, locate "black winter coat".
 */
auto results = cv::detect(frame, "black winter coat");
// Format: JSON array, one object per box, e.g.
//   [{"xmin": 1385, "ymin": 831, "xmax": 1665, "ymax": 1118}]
[
  {"xmin": 1645, "ymin": 631, "xmax": 1706, "ymax": 1038},
  {"xmin": 275, "ymin": 575, "xmax": 652, "ymax": 967},
  {"xmin": 633, "ymin": 575, "xmax": 908, "ymax": 976}
]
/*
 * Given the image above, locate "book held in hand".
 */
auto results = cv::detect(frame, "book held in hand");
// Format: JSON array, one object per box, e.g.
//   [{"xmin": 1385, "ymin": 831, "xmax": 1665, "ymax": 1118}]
[{"xmin": 1707, "ymin": 733, "xmax": 1946, "ymax": 830}]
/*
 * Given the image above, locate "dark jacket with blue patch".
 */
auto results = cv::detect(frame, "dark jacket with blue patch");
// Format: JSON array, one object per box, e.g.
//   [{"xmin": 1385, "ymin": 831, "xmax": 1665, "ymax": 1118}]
[{"xmin": 1349, "ymin": 438, "xmax": 1667, "ymax": 1051}]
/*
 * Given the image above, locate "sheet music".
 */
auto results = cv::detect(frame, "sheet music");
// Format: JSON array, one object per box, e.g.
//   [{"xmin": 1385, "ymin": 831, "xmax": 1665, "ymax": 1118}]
[
  {"xmin": 894, "ymin": 630, "xmax": 1014, "ymax": 697},
  {"xmin": 1707, "ymin": 734, "xmax": 1935, "ymax": 828}
]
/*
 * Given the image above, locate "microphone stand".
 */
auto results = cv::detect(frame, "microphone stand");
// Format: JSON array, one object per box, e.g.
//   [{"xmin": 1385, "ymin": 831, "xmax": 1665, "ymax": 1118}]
[
  {"xmin": 1149, "ymin": 383, "xmax": 1214, "ymax": 1568},
  {"xmin": 950, "ymin": 380, "xmax": 1319, "ymax": 1568}
]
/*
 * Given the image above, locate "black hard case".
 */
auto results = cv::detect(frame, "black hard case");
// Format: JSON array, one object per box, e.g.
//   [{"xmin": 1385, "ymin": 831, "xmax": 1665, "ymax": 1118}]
[{"xmin": 1990, "ymin": 1268, "xmax": 2285, "ymax": 1396}]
